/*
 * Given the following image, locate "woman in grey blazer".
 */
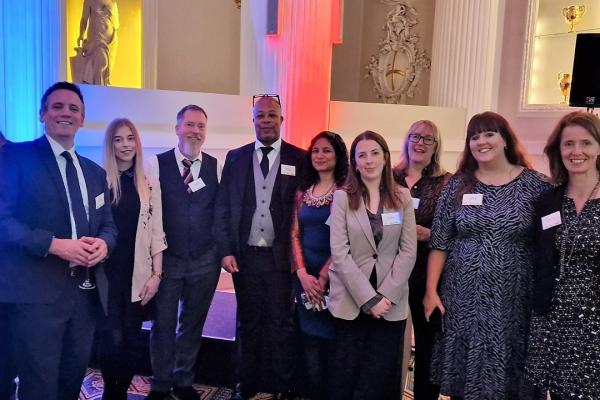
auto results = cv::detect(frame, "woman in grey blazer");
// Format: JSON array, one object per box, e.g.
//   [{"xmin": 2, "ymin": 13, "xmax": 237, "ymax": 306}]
[{"xmin": 328, "ymin": 130, "xmax": 417, "ymax": 400}]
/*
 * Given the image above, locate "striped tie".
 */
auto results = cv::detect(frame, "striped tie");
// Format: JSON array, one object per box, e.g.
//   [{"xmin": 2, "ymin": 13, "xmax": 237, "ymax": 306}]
[{"xmin": 182, "ymin": 158, "xmax": 194, "ymax": 193}]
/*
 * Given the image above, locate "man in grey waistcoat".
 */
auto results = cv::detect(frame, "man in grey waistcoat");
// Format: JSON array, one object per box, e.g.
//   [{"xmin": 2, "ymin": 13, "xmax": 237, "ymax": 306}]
[
  {"xmin": 215, "ymin": 95, "xmax": 306, "ymax": 400},
  {"xmin": 145, "ymin": 105, "xmax": 220, "ymax": 400}
]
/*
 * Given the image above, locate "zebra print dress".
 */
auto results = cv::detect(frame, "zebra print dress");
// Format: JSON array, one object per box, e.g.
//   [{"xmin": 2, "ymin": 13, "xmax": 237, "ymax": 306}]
[{"xmin": 429, "ymin": 169, "xmax": 550, "ymax": 400}]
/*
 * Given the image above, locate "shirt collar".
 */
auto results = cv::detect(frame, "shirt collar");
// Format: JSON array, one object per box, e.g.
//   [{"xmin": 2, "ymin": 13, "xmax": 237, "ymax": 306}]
[
  {"xmin": 254, "ymin": 137, "xmax": 282, "ymax": 153},
  {"xmin": 46, "ymin": 133, "xmax": 76, "ymax": 159},
  {"xmin": 174, "ymin": 145, "xmax": 202, "ymax": 165}
]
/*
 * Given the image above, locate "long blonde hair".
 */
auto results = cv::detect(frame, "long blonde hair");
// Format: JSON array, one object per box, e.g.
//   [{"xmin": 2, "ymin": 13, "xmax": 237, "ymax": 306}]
[{"xmin": 103, "ymin": 118, "xmax": 149, "ymax": 204}]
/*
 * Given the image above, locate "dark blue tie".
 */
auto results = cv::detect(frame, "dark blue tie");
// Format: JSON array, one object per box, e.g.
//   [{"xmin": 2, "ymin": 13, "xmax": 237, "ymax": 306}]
[{"xmin": 61, "ymin": 151, "xmax": 89, "ymax": 238}]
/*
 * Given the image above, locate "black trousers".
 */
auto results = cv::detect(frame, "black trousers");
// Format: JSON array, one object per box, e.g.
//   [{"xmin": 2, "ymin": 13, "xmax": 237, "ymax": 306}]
[
  {"xmin": 232, "ymin": 246, "xmax": 294, "ymax": 394},
  {"xmin": 12, "ymin": 282, "xmax": 99, "ymax": 400},
  {"xmin": 409, "ymin": 284, "xmax": 440, "ymax": 400},
  {"xmin": 295, "ymin": 333, "xmax": 335, "ymax": 400},
  {"xmin": 0, "ymin": 303, "xmax": 16, "ymax": 400},
  {"xmin": 96, "ymin": 289, "xmax": 145, "ymax": 398},
  {"xmin": 329, "ymin": 314, "xmax": 406, "ymax": 400}
]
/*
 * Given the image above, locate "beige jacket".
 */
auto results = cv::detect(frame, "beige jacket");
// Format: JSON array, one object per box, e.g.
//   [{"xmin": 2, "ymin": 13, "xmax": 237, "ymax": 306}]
[
  {"xmin": 130, "ymin": 174, "xmax": 167, "ymax": 302},
  {"xmin": 328, "ymin": 188, "xmax": 416, "ymax": 321}
]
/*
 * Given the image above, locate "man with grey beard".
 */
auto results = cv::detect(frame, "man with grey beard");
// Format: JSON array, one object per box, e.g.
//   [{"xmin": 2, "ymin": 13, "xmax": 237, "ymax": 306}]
[{"xmin": 145, "ymin": 105, "xmax": 220, "ymax": 400}]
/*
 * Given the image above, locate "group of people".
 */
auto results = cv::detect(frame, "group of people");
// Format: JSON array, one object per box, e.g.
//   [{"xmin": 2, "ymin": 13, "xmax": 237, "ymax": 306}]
[{"xmin": 0, "ymin": 81, "xmax": 598, "ymax": 400}]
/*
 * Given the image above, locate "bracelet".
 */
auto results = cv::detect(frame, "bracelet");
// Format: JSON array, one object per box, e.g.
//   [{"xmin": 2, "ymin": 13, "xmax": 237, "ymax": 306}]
[{"xmin": 151, "ymin": 271, "xmax": 164, "ymax": 280}]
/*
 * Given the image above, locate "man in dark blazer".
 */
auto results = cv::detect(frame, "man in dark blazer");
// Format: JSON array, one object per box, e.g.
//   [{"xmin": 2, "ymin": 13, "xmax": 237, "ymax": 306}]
[
  {"xmin": 0, "ymin": 82, "xmax": 117, "ymax": 400},
  {"xmin": 0, "ymin": 131, "xmax": 16, "ymax": 400},
  {"xmin": 215, "ymin": 95, "xmax": 306, "ymax": 400}
]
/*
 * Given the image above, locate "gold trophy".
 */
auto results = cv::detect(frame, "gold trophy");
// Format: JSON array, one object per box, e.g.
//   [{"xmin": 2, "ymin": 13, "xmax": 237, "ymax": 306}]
[
  {"xmin": 558, "ymin": 72, "xmax": 571, "ymax": 104},
  {"xmin": 562, "ymin": 5, "xmax": 586, "ymax": 33}
]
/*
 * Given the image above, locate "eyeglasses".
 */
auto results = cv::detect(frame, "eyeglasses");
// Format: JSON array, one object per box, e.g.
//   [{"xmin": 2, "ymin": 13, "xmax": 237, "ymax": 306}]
[
  {"xmin": 253, "ymin": 94, "xmax": 281, "ymax": 106},
  {"xmin": 408, "ymin": 133, "xmax": 436, "ymax": 145}
]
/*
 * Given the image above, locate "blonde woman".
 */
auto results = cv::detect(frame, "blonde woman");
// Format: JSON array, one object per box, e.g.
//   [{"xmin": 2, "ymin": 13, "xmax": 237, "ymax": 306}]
[
  {"xmin": 393, "ymin": 120, "xmax": 451, "ymax": 400},
  {"xmin": 99, "ymin": 118, "xmax": 167, "ymax": 400}
]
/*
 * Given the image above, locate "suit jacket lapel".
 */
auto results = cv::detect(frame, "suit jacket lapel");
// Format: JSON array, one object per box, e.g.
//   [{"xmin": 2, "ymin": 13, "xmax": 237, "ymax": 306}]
[
  {"xmin": 78, "ymin": 155, "xmax": 95, "ymax": 233},
  {"xmin": 278, "ymin": 141, "xmax": 291, "ymax": 202},
  {"xmin": 36, "ymin": 137, "xmax": 70, "ymax": 218},
  {"xmin": 354, "ymin": 199, "xmax": 377, "ymax": 251}
]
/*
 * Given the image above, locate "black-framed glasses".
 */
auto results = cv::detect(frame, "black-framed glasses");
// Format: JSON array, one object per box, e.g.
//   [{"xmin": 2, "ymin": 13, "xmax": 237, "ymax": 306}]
[
  {"xmin": 253, "ymin": 94, "xmax": 281, "ymax": 106},
  {"xmin": 408, "ymin": 133, "xmax": 436, "ymax": 145}
]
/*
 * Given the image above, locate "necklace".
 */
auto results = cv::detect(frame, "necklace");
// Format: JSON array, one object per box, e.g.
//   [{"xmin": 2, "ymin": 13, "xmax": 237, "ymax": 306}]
[
  {"xmin": 558, "ymin": 178, "xmax": 600, "ymax": 274},
  {"xmin": 303, "ymin": 183, "xmax": 336, "ymax": 207}
]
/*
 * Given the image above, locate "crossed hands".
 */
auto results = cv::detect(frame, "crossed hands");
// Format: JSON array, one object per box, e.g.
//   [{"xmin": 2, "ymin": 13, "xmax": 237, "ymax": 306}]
[
  {"xmin": 297, "ymin": 269, "xmax": 328, "ymax": 308},
  {"xmin": 49, "ymin": 236, "xmax": 108, "ymax": 268},
  {"xmin": 369, "ymin": 297, "xmax": 392, "ymax": 319}
]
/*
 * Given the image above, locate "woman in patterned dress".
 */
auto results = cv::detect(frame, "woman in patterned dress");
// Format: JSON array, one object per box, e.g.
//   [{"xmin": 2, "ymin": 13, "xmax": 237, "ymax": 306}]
[
  {"xmin": 290, "ymin": 131, "xmax": 348, "ymax": 400},
  {"xmin": 423, "ymin": 112, "xmax": 550, "ymax": 400},
  {"xmin": 526, "ymin": 111, "xmax": 600, "ymax": 400},
  {"xmin": 393, "ymin": 120, "xmax": 451, "ymax": 400}
]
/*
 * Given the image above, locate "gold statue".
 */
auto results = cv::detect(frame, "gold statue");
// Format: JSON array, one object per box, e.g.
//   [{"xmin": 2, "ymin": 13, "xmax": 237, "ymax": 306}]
[
  {"xmin": 562, "ymin": 5, "xmax": 586, "ymax": 33},
  {"xmin": 558, "ymin": 72, "xmax": 571, "ymax": 104}
]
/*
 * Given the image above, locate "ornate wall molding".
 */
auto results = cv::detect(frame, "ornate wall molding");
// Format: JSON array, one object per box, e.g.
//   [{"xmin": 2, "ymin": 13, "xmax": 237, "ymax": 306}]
[{"xmin": 365, "ymin": 0, "xmax": 431, "ymax": 104}]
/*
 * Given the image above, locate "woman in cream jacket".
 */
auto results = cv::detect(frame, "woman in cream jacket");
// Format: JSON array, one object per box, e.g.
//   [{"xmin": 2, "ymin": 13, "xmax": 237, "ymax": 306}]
[
  {"xmin": 99, "ymin": 118, "xmax": 167, "ymax": 400},
  {"xmin": 328, "ymin": 130, "xmax": 416, "ymax": 400}
]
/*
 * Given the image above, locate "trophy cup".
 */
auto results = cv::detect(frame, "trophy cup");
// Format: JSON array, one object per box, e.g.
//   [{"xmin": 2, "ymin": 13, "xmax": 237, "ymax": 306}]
[
  {"xmin": 558, "ymin": 72, "xmax": 571, "ymax": 104},
  {"xmin": 562, "ymin": 5, "xmax": 586, "ymax": 33}
]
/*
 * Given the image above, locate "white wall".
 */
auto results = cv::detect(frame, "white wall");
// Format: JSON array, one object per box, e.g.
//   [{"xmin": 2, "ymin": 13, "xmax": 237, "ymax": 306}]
[{"xmin": 75, "ymin": 85, "xmax": 466, "ymax": 170}]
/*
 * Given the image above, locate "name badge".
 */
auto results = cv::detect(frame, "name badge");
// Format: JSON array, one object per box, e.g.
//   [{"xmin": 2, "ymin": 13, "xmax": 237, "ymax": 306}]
[
  {"xmin": 382, "ymin": 212, "xmax": 402, "ymax": 226},
  {"xmin": 462, "ymin": 193, "xmax": 483, "ymax": 206},
  {"xmin": 541, "ymin": 211, "xmax": 562, "ymax": 230},
  {"xmin": 95, "ymin": 193, "xmax": 105, "ymax": 209},
  {"xmin": 412, "ymin": 197, "xmax": 420, "ymax": 209},
  {"xmin": 281, "ymin": 164, "xmax": 296, "ymax": 176},
  {"xmin": 325, "ymin": 215, "xmax": 332, "ymax": 226},
  {"xmin": 188, "ymin": 178, "xmax": 206, "ymax": 192}
]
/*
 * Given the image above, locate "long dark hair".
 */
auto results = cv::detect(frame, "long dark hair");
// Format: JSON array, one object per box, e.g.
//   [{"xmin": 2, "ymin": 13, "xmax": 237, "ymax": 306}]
[
  {"xmin": 456, "ymin": 112, "xmax": 531, "ymax": 199},
  {"xmin": 545, "ymin": 111, "xmax": 600, "ymax": 184},
  {"xmin": 300, "ymin": 131, "xmax": 349, "ymax": 191},
  {"xmin": 346, "ymin": 130, "xmax": 404, "ymax": 210}
]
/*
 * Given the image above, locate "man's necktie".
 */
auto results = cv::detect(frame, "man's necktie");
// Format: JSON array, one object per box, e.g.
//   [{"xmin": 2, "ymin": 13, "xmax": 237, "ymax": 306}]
[
  {"xmin": 182, "ymin": 158, "xmax": 194, "ymax": 193},
  {"xmin": 260, "ymin": 147, "xmax": 273, "ymax": 178},
  {"xmin": 61, "ymin": 151, "xmax": 89, "ymax": 238}
]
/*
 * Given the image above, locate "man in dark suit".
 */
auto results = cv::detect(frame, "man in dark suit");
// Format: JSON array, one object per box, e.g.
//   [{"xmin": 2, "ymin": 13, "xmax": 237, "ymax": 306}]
[
  {"xmin": 0, "ymin": 131, "xmax": 16, "ymax": 400},
  {"xmin": 0, "ymin": 82, "xmax": 117, "ymax": 400},
  {"xmin": 144, "ymin": 105, "xmax": 221, "ymax": 400},
  {"xmin": 215, "ymin": 95, "xmax": 306, "ymax": 400}
]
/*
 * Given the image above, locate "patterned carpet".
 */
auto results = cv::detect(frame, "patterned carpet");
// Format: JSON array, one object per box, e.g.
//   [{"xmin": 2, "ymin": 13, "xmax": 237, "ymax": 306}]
[
  {"xmin": 79, "ymin": 369, "xmax": 272, "ymax": 400},
  {"xmin": 79, "ymin": 368, "xmax": 420, "ymax": 399}
]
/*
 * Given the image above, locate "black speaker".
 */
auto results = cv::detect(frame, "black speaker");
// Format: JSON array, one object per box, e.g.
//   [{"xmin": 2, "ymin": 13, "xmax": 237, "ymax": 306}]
[{"xmin": 569, "ymin": 33, "xmax": 600, "ymax": 108}]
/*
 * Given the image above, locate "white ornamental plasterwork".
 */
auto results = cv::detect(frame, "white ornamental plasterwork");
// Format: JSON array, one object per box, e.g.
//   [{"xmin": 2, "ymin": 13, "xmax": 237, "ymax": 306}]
[{"xmin": 366, "ymin": 0, "xmax": 431, "ymax": 104}]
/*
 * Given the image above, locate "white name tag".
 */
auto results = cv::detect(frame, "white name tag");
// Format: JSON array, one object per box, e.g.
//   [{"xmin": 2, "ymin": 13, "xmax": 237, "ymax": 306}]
[
  {"xmin": 382, "ymin": 212, "xmax": 402, "ymax": 226},
  {"xmin": 325, "ymin": 215, "xmax": 332, "ymax": 226},
  {"xmin": 95, "ymin": 193, "xmax": 105, "ymax": 209},
  {"xmin": 462, "ymin": 193, "xmax": 483, "ymax": 206},
  {"xmin": 281, "ymin": 164, "xmax": 296, "ymax": 176},
  {"xmin": 188, "ymin": 178, "xmax": 206, "ymax": 192},
  {"xmin": 412, "ymin": 197, "xmax": 420, "ymax": 209},
  {"xmin": 541, "ymin": 211, "xmax": 562, "ymax": 230}
]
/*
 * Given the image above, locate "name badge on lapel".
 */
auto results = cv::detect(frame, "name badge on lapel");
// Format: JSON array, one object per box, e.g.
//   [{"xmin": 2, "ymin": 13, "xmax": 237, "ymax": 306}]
[
  {"xmin": 541, "ymin": 211, "xmax": 562, "ymax": 230},
  {"xmin": 412, "ymin": 197, "xmax": 420, "ymax": 209},
  {"xmin": 462, "ymin": 193, "xmax": 483, "ymax": 206},
  {"xmin": 382, "ymin": 212, "xmax": 402, "ymax": 226},
  {"xmin": 188, "ymin": 178, "xmax": 206, "ymax": 192},
  {"xmin": 281, "ymin": 164, "xmax": 296, "ymax": 176},
  {"xmin": 95, "ymin": 193, "xmax": 105, "ymax": 209}
]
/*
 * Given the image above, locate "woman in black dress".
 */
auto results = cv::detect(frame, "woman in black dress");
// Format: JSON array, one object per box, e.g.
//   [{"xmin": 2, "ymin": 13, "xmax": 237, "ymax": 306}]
[
  {"xmin": 526, "ymin": 111, "xmax": 600, "ymax": 399},
  {"xmin": 393, "ymin": 120, "xmax": 451, "ymax": 400},
  {"xmin": 99, "ymin": 118, "xmax": 167, "ymax": 399}
]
